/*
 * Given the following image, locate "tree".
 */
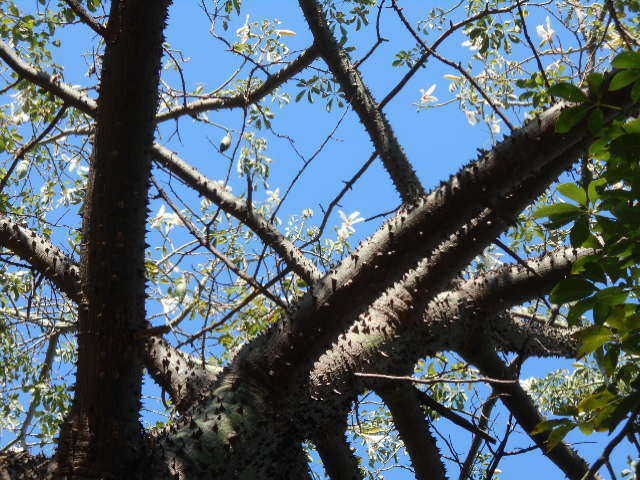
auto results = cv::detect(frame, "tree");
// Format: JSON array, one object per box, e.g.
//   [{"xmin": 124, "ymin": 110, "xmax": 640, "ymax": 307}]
[{"xmin": 0, "ymin": 0, "xmax": 638, "ymax": 478}]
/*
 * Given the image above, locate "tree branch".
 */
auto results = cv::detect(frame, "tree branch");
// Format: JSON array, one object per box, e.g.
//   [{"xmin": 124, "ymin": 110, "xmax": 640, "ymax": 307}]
[
  {"xmin": 313, "ymin": 422, "xmax": 363, "ymax": 480},
  {"xmin": 459, "ymin": 394, "xmax": 498, "ymax": 480},
  {"xmin": 376, "ymin": 382, "xmax": 447, "ymax": 480},
  {"xmin": 152, "ymin": 143, "xmax": 321, "ymax": 284},
  {"xmin": 0, "ymin": 38, "xmax": 97, "ymax": 116},
  {"xmin": 55, "ymin": 1, "xmax": 172, "ymax": 474},
  {"xmin": 62, "ymin": 0, "xmax": 107, "ymax": 37},
  {"xmin": 0, "ymin": 217, "xmax": 80, "ymax": 302},
  {"xmin": 304, "ymin": 247, "xmax": 590, "ymax": 438},
  {"xmin": 460, "ymin": 346, "xmax": 600, "ymax": 480},
  {"xmin": 144, "ymin": 336, "xmax": 221, "ymax": 414},
  {"xmin": 242, "ymin": 73, "xmax": 637, "ymax": 393},
  {"xmin": 298, "ymin": 0, "xmax": 425, "ymax": 202},
  {"xmin": 0, "ymin": 451, "xmax": 52, "ymax": 479},
  {"xmin": 156, "ymin": 45, "xmax": 319, "ymax": 123}
]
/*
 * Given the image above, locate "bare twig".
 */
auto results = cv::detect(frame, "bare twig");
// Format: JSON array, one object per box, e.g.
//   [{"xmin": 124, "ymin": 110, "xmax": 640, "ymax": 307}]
[
  {"xmin": 0, "ymin": 104, "xmax": 69, "ymax": 194},
  {"xmin": 391, "ymin": 0, "xmax": 514, "ymax": 132}
]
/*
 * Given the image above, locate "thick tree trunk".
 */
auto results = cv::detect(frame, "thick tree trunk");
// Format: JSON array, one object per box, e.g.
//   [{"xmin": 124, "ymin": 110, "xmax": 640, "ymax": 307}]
[{"xmin": 54, "ymin": 1, "xmax": 171, "ymax": 478}]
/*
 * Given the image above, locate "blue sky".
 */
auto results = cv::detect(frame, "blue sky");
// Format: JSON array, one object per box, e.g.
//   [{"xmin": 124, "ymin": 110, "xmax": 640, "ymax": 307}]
[{"xmin": 5, "ymin": 0, "xmax": 636, "ymax": 477}]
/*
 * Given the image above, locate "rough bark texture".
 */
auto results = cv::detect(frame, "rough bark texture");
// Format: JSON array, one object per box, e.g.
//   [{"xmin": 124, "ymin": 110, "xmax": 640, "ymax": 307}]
[
  {"xmin": 54, "ymin": 1, "xmax": 171, "ymax": 477},
  {"xmin": 0, "ymin": 1, "xmax": 637, "ymax": 479}
]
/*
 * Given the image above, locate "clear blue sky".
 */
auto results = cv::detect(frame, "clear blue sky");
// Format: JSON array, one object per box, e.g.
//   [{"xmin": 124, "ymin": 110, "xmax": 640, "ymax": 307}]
[{"xmin": 8, "ymin": 1, "xmax": 635, "ymax": 477}]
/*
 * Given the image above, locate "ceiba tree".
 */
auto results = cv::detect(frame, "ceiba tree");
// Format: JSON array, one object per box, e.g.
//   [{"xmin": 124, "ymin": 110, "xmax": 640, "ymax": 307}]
[{"xmin": 0, "ymin": 0, "xmax": 637, "ymax": 478}]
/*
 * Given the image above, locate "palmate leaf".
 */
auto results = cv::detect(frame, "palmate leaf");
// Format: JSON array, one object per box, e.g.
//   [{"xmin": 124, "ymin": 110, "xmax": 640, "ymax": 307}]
[
  {"xmin": 609, "ymin": 70, "xmax": 640, "ymax": 91},
  {"xmin": 611, "ymin": 50, "xmax": 640, "ymax": 69},
  {"xmin": 576, "ymin": 325, "xmax": 613, "ymax": 358},
  {"xmin": 570, "ymin": 216, "xmax": 590, "ymax": 247},
  {"xmin": 557, "ymin": 182, "xmax": 587, "ymax": 206},
  {"xmin": 555, "ymin": 105, "xmax": 591, "ymax": 133},
  {"xmin": 548, "ymin": 82, "xmax": 588, "ymax": 102},
  {"xmin": 550, "ymin": 277, "xmax": 596, "ymax": 304}
]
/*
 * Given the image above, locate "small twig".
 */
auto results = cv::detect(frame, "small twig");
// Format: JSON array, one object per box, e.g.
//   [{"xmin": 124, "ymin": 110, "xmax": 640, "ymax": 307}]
[
  {"xmin": 605, "ymin": 0, "xmax": 638, "ymax": 49},
  {"xmin": 176, "ymin": 268, "xmax": 290, "ymax": 348},
  {"xmin": 517, "ymin": 3, "xmax": 553, "ymax": 95},
  {"xmin": 0, "ymin": 104, "xmax": 68, "ymax": 195},
  {"xmin": 354, "ymin": 372, "xmax": 517, "ymax": 385},
  {"xmin": 303, "ymin": 152, "xmax": 377, "ymax": 248},
  {"xmin": 581, "ymin": 412, "xmax": 639, "ymax": 480},
  {"xmin": 391, "ymin": 0, "xmax": 514, "ymax": 132},
  {"xmin": 413, "ymin": 388, "xmax": 497, "ymax": 444},
  {"xmin": 354, "ymin": 0, "xmax": 388, "ymax": 68},
  {"xmin": 459, "ymin": 394, "xmax": 498, "ymax": 480},
  {"xmin": 379, "ymin": 1, "xmax": 526, "ymax": 110},
  {"xmin": 151, "ymin": 177, "xmax": 285, "ymax": 309}
]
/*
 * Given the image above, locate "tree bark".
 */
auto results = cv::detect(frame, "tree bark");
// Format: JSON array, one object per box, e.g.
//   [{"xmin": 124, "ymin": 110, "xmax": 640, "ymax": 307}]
[{"xmin": 54, "ymin": 1, "xmax": 171, "ymax": 478}]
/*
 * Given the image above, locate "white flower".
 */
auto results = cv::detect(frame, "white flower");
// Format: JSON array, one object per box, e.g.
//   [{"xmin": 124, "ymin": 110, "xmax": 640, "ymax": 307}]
[
  {"xmin": 160, "ymin": 296, "xmax": 179, "ymax": 315},
  {"xmin": 15, "ymin": 160, "xmax": 29, "ymax": 179},
  {"xmin": 11, "ymin": 112, "xmax": 29, "ymax": 125},
  {"xmin": 151, "ymin": 204, "xmax": 183, "ymax": 233},
  {"xmin": 68, "ymin": 157, "xmax": 89, "ymax": 175},
  {"xmin": 59, "ymin": 187, "xmax": 77, "ymax": 206},
  {"xmin": 536, "ymin": 16, "xmax": 555, "ymax": 46},
  {"xmin": 337, "ymin": 210, "xmax": 364, "ymax": 240},
  {"xmin": 485, "ymin": 115, "xmax": 502, "ymax": 134},
  {"xmin": 361, "ymin": 433, "xmax": 385, "ymax": 458},
  {"xmin": 275, "ymin": 29, "xmax": 296, "ymax": 37},
  {"xmin": 418, "ymin": 84, "xmax": 438, "ymax": 106},
  {"xmin": 201, "ymin": 197, "xmax": 212, "ymax": 210},
  {"xmin": 461, "ymin": 38, "xmax": 481, "ymax": 51},
  {"xmin": 266, "ymin": 188, "xmax": 280, "ymax": 203},
  {"xmin": 265, "ymin": 48, "xmax": 283, "ymax": 63},
  {"xmin": 236, "ymin": 14, "xmax": 250, "ymax": 43},
  {"xmin": 479, "ymin": 247, "xmax": 503, "ymax": 269},
  {"xmin": 465, "ymin": 110, "xmax": 478, "ymax": 126},
  {"xmin": 520, "ymin": 377, "xmax": 536, "ymax": 391}
]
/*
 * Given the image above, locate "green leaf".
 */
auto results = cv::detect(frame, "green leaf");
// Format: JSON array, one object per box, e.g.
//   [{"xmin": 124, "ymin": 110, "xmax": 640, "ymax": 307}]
[
  {"xmin": 588, "ymin": 108, "xmax": 604, "ymax": 135},
  {"xmin": 576, "ymin": 325, "xmax": 613, "ymax": 357},
  {"xmin": 601, "ymin": 344, "xmax": 620, "ymax": 377},
  {"xmin": 531, "ymin": 418, "xmax": 569, "ymax": 435},
  {"xmin": 594, "ymin": 303, "xmax": 612, "ymax": 325},
  {"xmin": 550, "ymin": 277, "xmax": 596, "ymax": 304},
  {"xmin": 557, "ymin": 182, "xmax": 587, "ymax": 206},
  {"xmin": 578, "ymin": 420, "xmax": 595, "ymax": 435},
  {"xmin": 548, "ymin": 82, "xmax": 588, "ymax": 102},
  {"xmin": 594, "ymin": 286, "xmax": 628, "ymax": 307},
  {"xmin": 606, "ymin": 401, "xmax": 638, "ymax": 433},
  {"xmin": 582, "ymin": 234, "xmax": 603, "ymax": 249},
  {"xmin": 611, "ymin": 51, "xmax": 640, "ymax": 69},
  {"xmin": 587, "ymin": 73, "xmax": 605, "ymax": 95},
  {"xmin": 605, "ymin": 305, "xmax": 627, "ymax": 330},
  {"xmin": 578, "ymin": 388, "xmax": 615, "ymax": 412},
  {"xmin": 609, "ymin": 70, "xmax": 640, "ymax": 91},
  {"xmin": 610, "ymin": 133, "xmax": 640, "ymax": 158},
  {"xmin": 533, "ymin": 202, "xmax": 582, "ymax": 219},
  {"xmin": 567, "ymin": 296, "xmax": 596, "ymax": 325},
  {"xmin": 570, "ymin": 216, "xmax": 590, "ymax": 247},
  {"xmin": 587, "ymin": 178, "xmax": 607, "ymax": 203},
  {"xmin": 556, "ymin": 105, "xmax": 591, "ymax": 133},
  {"xmin": 547, "ymin": 424, "xmax": 574, "ymax": 450},
  {"xmin": 632, "ymin": 80, "xmax": 640, "ymax": 103}
]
